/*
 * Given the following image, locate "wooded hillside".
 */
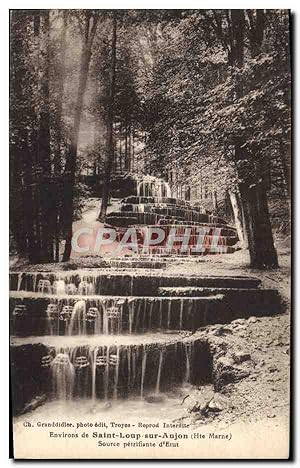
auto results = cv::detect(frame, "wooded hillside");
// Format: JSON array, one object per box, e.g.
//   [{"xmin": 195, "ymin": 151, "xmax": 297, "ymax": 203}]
[{"xmin": 10, "ymin": 9, "xmax": 291, "ymax": 267}]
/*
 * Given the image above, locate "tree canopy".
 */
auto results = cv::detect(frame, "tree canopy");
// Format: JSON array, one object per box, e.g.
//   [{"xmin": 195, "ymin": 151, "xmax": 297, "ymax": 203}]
[{"xmin": 10, "ymin": 9, "xmax": 291, "ymax": 267}]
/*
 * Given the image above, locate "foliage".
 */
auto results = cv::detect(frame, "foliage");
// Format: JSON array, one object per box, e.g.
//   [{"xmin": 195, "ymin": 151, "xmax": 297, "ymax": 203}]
[{"xmin": 10, "ymin": 9, "xmax": 291, "ymax": 266}]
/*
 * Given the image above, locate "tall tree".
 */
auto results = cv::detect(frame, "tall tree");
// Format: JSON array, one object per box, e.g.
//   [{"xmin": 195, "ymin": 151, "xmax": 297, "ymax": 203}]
[
  {"xmin": 201, "ymin": 10, "xmax": 284, "ymax": 267},
  {"xmin": 10, "ymin": 10, "xmax": 56, "ymax": 263},
  {"xmin": 10, "ymin": 11, "xmax": 36, "ymax": 260},
  {"xmin": 231, "ymin": 9, "xmax": 278, "ymax": 268},
  {"xmin": 36, "ymin": 10, "xmax": 56, "ymax": 262},
  {"xmin": 52, "ymin": 10, "xmax": 67, "ymax": 261}
]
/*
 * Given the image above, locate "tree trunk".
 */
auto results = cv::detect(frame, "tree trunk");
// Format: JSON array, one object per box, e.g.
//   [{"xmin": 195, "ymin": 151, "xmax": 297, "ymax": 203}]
[
  {"xmin": 99, "ymin": 13, "xmax": 117, "ymax": 221},
  {"xmin": 230, "ymin": 9, "xmax": 278, "ymax": 268},
  {"xmin": 10, "ymin": 12, "xmax": 35, "ymax": 259},
  {"xmin": 239, "ymin": 181, "xmax": 278, "ymax": 268},
  {"xmin": 54, "ymin": 11, "xmax": 67, "ymax": 262},
  {"xmin": 247, "ymin": 10, "xmax": 265, "ymax": 58},
  {"xmin": 37, "ymin": 12, "xmax": 55, "ymax": 263},
  {"xmin": 61, "ymin": 13, "xmax": 98, "ymax": 261}
]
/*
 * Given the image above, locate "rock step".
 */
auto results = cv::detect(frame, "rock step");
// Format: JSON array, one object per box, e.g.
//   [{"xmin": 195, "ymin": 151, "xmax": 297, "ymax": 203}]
[
  {"xmin": 106, "ymin": 210, "xmax": 228, "ymax": 227},
  {"xmin": 95, "ymin": 260, "xmax": 168, "ymax": 269},
  {"xmin": 10, "ymin": 291, "xmax": 224, "ymax": 301},
  {"xmin": 10, "ymin": 272, "xmax": 261, "ymax": 295},
  {"xmin": 10, "ymin": 293, "xmax": 224, "ymax": 336},
  {"xmin": 10, "ymin": 334, "xmax": 211, "ymax": 415},
  {"xmin": 10, "ymin": 287, "xmax": 281, "ymax": 337},
  {"xmin": 159, "ymin": 286, "xmax": 275, "ymax": 296},
  {"xmin": 159, "ymin": 286, "xmax": 281, "ymax": 316},
  {"xmin": 10, "ymin": 331, "xmax": 201, "ymax": 348}
]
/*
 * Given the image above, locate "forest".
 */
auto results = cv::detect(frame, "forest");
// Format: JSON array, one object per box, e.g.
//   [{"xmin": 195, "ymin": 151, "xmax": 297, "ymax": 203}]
[{"xmin": 10, "ymin": 9, "xmax": 291, "ymax": 268}]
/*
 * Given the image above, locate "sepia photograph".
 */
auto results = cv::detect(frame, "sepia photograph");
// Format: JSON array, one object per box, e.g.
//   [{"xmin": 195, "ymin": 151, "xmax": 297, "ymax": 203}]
[{"xmin": 9, "ymin": 8, "xmax": 291, "ymax": 459}]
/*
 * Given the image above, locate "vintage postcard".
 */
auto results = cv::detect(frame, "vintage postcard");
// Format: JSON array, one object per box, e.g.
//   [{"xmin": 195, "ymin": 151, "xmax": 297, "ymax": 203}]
[{"xmin": 9, "ymin": 9, "xmax": 291, "ymax": 459}]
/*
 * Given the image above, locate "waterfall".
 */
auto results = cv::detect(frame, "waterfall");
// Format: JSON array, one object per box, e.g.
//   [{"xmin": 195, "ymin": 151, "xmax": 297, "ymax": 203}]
[
  {"xmin": 141, "ymin": 300, "xmax": 146, "ymax": 332},
  {"xmin": 46, "ymin": 303, "xmax": 59, "ymax": 335},
  {"xmin": 53, "ymin": 280, "xmax": 65, "ymax": 295},
  {"xmin": 10, "ymin": 173, "xmax": 238, "ymax": 413},
  {"xmin": 130, "ymin": 276, "xmax": 134, "ymax": 295},
  {"xmin": 167, "ymin": 301, "xmax": 172, "ymax": 329},
  {"xmin": 113, "ymin": 347, "xmax": 120, "ymax": 399},
  {"xmin": 51, "ymin": 353, "xmax": 75, "ymax": 400},
  {"xmin": 155, "ymin": 349, "xmax": 164, "ymax": 394},
  {"xmin": 68, "ymin": 300, "xmax": 87, "ymax": 335},
  {"xmin": 184, "ymin": 343, "xmax": 193, "ymax": 383},
  {"xmin": 102, "ymin": 301, "xmax": 108, "ymax": 335},
  {"xmin": 117, "ymin": 301, "xmax": 124, "ymax": 334},
  {"xmin": 90, "ymin": 347, "xmax": 98, "ymax": 401},
  {"xmin": 32, "ymin": 273, "xmax": 38, "ymax": 293},
  {"xmin": 128, "ymin": 302, "xmax": 134, "ymax": 334},
  {"xmin": 78, "ymin": 281, "xmax": 95, "ymax": 295},
  {"xmin": 104, "ymin": 346, "xmax": 110, "ymax": 400},
  {"xmin": 17, "ymin": 273, "xmax": 23, "ymax": 292},
  {"xmin": 65, "ymin": 283, "xmax": 77, "ymax": 295},
  {"xmin": 127, "ymin": 347, "xmax": 131, "ymax": 392},
  {"xmin": 187, "ymin": 299, "xmax": 193, "ymax": 325},
  {"xmin": 140, "ymin": 346, "xmax": 147, "ymax": 398},
  {"xmin": 179, "ymin": 299, "xmax": 184, "ymax": 330},
  {"xmin": 148, "ymin": 300, "xmax": 154, "ymax": 330},
  {"xmin": 159, "ymin": 299, "xmax": 163, "ymax": 329},
  {"xmin": 132, "ymin": 349, "xmax": 136, "ymax": 390},
  {"xmin": 134, "ymin": 301, "xmax": 142, "ymax": 333},
  {"xmin": 102, "ymin": 299, "xmax": 123, "ymax": 335}
]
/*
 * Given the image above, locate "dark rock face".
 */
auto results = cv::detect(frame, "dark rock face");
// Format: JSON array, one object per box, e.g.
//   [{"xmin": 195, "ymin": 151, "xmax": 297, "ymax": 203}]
[
  {"xmin": 232, "ymin": 352, "xmax": 251, "ymax": 364},
  {"xmin": 213, "ymin": 357, "xmax": 251, "ymax": 391},
  {"xmin": 10, "ymin": 344, "xmax": 51, "ymax": 415}
]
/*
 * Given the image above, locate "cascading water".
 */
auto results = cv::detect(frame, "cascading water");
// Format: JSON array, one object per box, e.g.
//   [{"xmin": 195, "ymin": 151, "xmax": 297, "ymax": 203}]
[
  {"xmin": 140, "ymin": 346, "xmax": 147, "ymax": 398},
  {"xmin": 113, "ymin": 347, "xmax": 120, "ymax": 399},
  {"xmin": 167, "ymin": 301, "xmax": 172, "ymax": 329},
  {"xmin": 10, "ymin": 263, "xmax": 217, "ymax": 411},
  {"xmin": 10, "ymin": 178, "xmax": 276, "ymax": 425},
  {"xmin": 68, "ymin": 300, "xmax": 87, "ymax": 335},
  {"xmin": 78, "ymin": 280, "xmax": 95, "ymax": 295},
  {"xmin": 184, "ymin": 342, "xmax": 193, "ymax": 384},
  {"xmin": 53, "ymin": 280, "xmax": 66, "ymax": 295},
  {"xmin": 159, "ymin": 299, "xmax": 163, "ymax": 329},
  {"xmin": 155, "ymin": 348, "xmax": 164, "ymax": 394},
  {"xmin": 104, "ymin": 346, "xmax": 110, "ymax": 400},
  {"xmin": 90, "ymin": 347, "xmax": 98, "ymax": 401},
  {"xmin": 102, "ymin": 299, "xmax": 124, "ymax": 334},
  {"xmin": 179, "ymin": 299, "xmax": 184, "ymax": 330},
  {"xmin": 51, "ymin": 353, "xmax": 75, "ymax": 400},
  {"xmin": 33, "ymin": 338, "xmax": 197, "ymax": 403}
]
